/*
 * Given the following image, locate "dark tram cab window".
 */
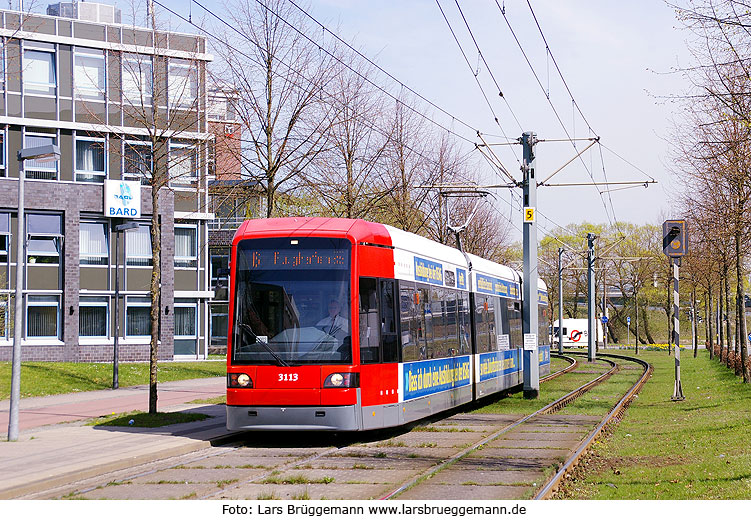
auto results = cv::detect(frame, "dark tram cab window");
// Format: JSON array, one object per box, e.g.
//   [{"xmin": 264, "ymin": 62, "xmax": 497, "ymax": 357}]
[
  {"xmin": 380, "ymin": 280, "xmax": 399, "ymax": 363},
  {"xmin": 359, "ymin": 278, "xmax": 380, "ymax": 364}
]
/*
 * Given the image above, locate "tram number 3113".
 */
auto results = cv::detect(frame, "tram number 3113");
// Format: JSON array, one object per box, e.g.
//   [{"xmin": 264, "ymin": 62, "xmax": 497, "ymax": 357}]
[{"xmin": 278, "ymin": 373, "xmax": 299, "ymax": 382}]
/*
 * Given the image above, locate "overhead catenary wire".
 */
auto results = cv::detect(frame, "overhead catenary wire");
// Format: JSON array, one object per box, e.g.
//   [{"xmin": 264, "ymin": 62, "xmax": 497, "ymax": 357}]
[{"xmin": 152, "ymin": 0, "xmax": 481, "ymax": 191}]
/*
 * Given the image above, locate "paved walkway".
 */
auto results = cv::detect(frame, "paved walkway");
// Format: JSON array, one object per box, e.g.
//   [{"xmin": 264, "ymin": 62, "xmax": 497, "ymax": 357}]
[{"xmin": 0, "ymin": 377, "xmax": 231, "ymax": 499}]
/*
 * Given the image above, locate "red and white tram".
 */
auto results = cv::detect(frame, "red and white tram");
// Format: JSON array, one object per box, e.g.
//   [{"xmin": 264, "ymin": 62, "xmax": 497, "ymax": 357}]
[{"xmin": 226, "ymin": 217, "xmax": 550, "ymax": 431}]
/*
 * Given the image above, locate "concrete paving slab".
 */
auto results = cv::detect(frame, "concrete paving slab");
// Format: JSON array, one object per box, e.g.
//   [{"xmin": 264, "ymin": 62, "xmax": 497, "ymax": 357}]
[
  {"xmin": 217, "ymin": 482, "xmax": 385, "ymax": 500},
  {"xmin": 387, "ymin": 431, "xmax": 486, "ymax": 448},
  {"xmin": 264, "ymin": 467, "xmax": 420, "ymax": 485},
  {"xmin": 71, "ymin": 481, "xmax": 218, "ymax": 500},
  {"xmin": 310, "ymin": 455, "xmax": 439, "ymax": 471},
  {"xmin": 132, "ymin": 467, "xmax": 268, "ymax": 485},
  {"xmin": 182, "ymin": 455, "xmax": 291, "ymax": 469},
  {"xmin": 396, "ymin": 483, "xmax": 530, "ymax": 500},
  {"xmin": 426, "ymin": 467, "xmax": 543, "ymax": 485},
  {"xmin": 490, "ymin": 437, "xmax": 583, "ymax": 450},
  {"xmin": 468, "ymin": 447, "xmax": 570, "ymax": 459}
]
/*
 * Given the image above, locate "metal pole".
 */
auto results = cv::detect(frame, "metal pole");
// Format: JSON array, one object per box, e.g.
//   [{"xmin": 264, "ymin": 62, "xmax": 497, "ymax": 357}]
[
  {"xmin": 587, "ymin": 233, "xmax": 596, "ymax": 362},
  {"xmin": 113, "ymin": 228, "xmax": 119, "ymax": 389},
  {"xmin": 558, "ymin": 247, "xmax": 564, "ymax": 355},
  {"xmin": 672, "ymin": 258, "xmax": 685, "ymax": 400},
  {"xmin": 521, "ymin": 131, "xmax": 539, "ymax": 399},
  {"xmin": 8, "ymin": 158, "xmax": 25, "ymax": 441}
]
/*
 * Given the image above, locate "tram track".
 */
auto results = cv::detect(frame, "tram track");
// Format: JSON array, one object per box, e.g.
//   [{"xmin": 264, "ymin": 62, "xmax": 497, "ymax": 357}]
[{"xmin": 33, "ymin": 353, "xmax": 649, "ymax": 500}]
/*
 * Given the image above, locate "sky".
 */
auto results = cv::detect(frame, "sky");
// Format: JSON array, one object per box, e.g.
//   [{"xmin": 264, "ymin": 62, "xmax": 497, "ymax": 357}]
[{"xmin": 30, "ymin": 0, "xmax": 695, "ymax": 240}]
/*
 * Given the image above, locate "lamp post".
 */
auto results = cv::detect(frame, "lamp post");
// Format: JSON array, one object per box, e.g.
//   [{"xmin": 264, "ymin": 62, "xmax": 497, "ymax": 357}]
[
  {"xmin": 8, "ymin": 144, "xmax": 60, "ymax": 442},
  {"xmin": 113, "ymin": 221, "xmax": 139, "ymax": 389}
]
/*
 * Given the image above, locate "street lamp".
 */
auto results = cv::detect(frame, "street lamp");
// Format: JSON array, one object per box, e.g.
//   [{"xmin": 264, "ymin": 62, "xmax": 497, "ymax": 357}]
[
  {"xmin": 8, "ymin": 144, "xmax": 60, "ymax": 442},
  {"xmin": 113, "ymin": 221, "xmax": 139, "ymax": 389}
]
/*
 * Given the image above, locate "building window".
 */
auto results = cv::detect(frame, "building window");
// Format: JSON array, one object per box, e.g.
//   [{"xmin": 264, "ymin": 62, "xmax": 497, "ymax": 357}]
[
  {"xmin": 174, "ymin": 300, "xmax": 197, "ymax": 356},
  {"xmin": 121, "ymin": 53, "xmax": 152, "ymax": 105},
  {"xmin": 210, "ymin": 249, "xmax": 229, "ymax": 300},
  {"xmin": 169, "ymin": 142, "xmax": 198, "ymax": 187},
  {"xmin": 210, "ymin": 303, "xmax": 228, "ymax": 346},
  {"xmin": 24, "ymin": 134, "xmax": 58, "ymax": 180},
  {"xmin": 0, "ymin": 212, "xmax": 9, "ymax": 264},
  {"xmin": 168, "ymin": 58, "xmax": 198, "ymax": 108},
  {"xmin": 74, "ymin": 47, "xmax": 105, "ymax": 100},
  {"xmin": 27, "ymin": 295, "xmax": 60, "ymax": 338},
  {"xmin": 80, "ymin": 222, "xmax": 108, "ymax": 265},
  {"xmin": 75, "ymin": 137, "xmax": 106, "ymax": 182},
  {"xmin": 126, "ymin": 224, "xmax": 152, "ymax": 266},
  {"xmin": 126, "ymin": 296, "xmax": 151, "ymax": 336},
  {"xmin": 79, "ymin": 296, "xmax": 108, "ymax": 337},
  {"xmin": 124, "ymin": 141, "xmax": 152, "ymax": 184},
  {"xmin": 175, "ymin": 226, "xmax": 197, "ymax": 268},
  {"xmin": 27, "ymin": 214, "xmax": 62, "ymax": 265},
  {"xmin": 24, "ymin": 47, "xmax": 56, "ymax": 96}
]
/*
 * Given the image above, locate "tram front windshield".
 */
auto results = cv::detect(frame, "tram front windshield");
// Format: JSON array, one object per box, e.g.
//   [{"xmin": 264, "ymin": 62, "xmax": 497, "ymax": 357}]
[{"xmin": 232, "ymin": 237, "xmax": 352, "ymax": 365}]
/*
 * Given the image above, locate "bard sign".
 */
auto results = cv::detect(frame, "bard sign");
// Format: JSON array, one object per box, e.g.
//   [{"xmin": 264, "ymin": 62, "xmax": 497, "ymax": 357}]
[{"xmin": 104, "ymin": 180, "xmax": 141, "ymax": 218}]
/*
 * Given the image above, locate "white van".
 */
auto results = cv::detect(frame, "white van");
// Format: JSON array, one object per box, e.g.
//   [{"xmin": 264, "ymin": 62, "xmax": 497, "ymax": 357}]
[{"xmin": 552, "ymin": 318, "xmax": 604, "ymax": 348}]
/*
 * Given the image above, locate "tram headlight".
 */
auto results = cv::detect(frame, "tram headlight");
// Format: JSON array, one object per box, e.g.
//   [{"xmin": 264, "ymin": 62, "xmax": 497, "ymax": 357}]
[
  {"xmin": 323, "ymin": 372, "xmax": 359, "ymax": 388},
  {"xmin": 228, "ymin": 373, "xmax": 253, "ymax": 388}
]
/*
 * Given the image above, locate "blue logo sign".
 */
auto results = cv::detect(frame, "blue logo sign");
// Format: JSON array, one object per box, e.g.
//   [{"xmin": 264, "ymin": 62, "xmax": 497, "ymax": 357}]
[
  {"xmin": 414, "ymin": 256, "xmax": 443, "ymax": 285},
  {"xmin": 476, "ymin": 273, "xmax": 520, "ymax": 299}
]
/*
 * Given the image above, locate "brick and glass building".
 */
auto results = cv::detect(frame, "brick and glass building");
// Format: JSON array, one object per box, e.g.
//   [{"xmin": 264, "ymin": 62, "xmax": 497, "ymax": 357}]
[
  {"xmin": 0, "ymin": 3, "xmax": 213, "ymax": 361},
  {"xmin": 206, "ymin": 87, "xmax": 262, "ymax": 353}
]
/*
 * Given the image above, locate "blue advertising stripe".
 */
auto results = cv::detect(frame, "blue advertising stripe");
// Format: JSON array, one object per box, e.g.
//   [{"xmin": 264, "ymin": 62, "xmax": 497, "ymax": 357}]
[
  {"xmin": 456, "ymin": 268, "xmax": 467, "ymax": 290},
  {"xmin": 475, "ymin": 273, "xmax": 520, "ymax": 299},
  {"xmin": 538, "ymin": 290, "xmax": 549, "ymax": 306},
  {"xmin": 403, "ymin": 356, "xmax": 472, "ymax": 401},
  {"xmin": 414, "ymin": 256, "xmax": 443, "ymax": 285},
  {"xmin": 478, "ymin": 350, "xmax": 520, "ymax": 381},
  {"xmin": 538, "ymin": 345, "xmax": 551, "ymax": 366}
]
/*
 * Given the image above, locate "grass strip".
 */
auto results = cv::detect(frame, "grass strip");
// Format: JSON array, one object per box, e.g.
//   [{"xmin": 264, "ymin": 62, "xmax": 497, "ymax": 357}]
[
  {"xmin": 0, "ymin": 360, "xmax": 226, "ymax": 400},
  {"xmin": 88, "ymin": 410, "xmax": 211, "ymax": 428}
]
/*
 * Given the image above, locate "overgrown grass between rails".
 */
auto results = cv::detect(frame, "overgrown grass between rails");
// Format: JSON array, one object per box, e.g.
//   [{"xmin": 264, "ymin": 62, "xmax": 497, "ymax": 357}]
[
  {"xmin": 557, "ymin": 349, "xmax": 751, "ymax": 499},
  {"xmin": 0, "ymin": 360, "xmax": 227, "ymax": 400}
]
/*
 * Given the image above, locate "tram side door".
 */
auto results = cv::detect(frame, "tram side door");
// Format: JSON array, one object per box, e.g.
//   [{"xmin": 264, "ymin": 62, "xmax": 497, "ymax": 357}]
[{"xmin": 358, "ymin": 278, "xmax": 400, "ymax": 429}]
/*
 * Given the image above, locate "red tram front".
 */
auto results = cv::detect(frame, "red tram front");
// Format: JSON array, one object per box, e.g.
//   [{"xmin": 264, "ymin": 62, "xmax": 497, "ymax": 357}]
[{"xmin": 226, "ymin": 217, "xmax": 548, "ymax": 431}]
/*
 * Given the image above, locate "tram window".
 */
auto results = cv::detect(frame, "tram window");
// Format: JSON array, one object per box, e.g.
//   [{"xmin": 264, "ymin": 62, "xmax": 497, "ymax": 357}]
[
  {"xmin": 359, "ymin": 278, "xmax": 380, "ymax": 364},
  {"xmin": 400, "ymin": 281, "xmax": 420, "ymax": 362},
  {"xmin": 443, "ymin": 288, "xmax": 460, "ymax": 356},
  {"xmin": 508, "ymin": 299, "xmax": 523, "ymax": 350},
  {"xmin": 417, "ymin": 285, "xmax": 432, "ymax": 359},
  {"xmin": 475, "ymin": 293, "xmax": 492, "ymax": 354},
  {"xmin": 458, "ymin": 291, "xmax": 471, "ymax": 355},
  {"xmin": 380, "ymin": 280, "xmax": 399, "ymax": 363}
]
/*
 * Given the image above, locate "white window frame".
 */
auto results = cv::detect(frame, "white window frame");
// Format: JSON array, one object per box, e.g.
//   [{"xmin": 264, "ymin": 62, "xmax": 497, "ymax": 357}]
[
  {"xmin": 174, "ymin": 299, "xmax": 197, "ymax": 357},
  {"xmin": 26, "ymin": 213, "xmax": 62, "ymax": 266},
  {"xmin": 73, "ymin": 47, "xmax": 106, "ymax": 101},
  {"xmin": 174, "ymin": 224, "xmax": 197, "ymax": 268},
  {"xmin": 79, "ymin": 221, "xmax": 109, "ymax": 266},
  {"xmin": 0, "ymin": 212, "xmax": 9, "ymax": 264},
  {"xmin": 0, "ymin": 129, "xmax": 5, "ymax": 177},
  {"xmin": 79, "ymin": 295, "xmax": 109, "ymax": 338},
  {"xmin": 75, "ymin": 136, "xmax": 107, "ymax": 182},
  {"xmin": 169, "ymin": 141, "xmax": 198, "ymax": 188},
  {"xmin": 23, "ymin": 46, "xmax": 56, "ymax": 96},
  {"xmin": 23, "ymin": 133, "xmax": 58, "ymax": 180},
  {"xmin": 123, "ymin": 140, "xmax": 153, "ymax": 185},
  {"xmin": 122, "ymin": 53, "xmax": 153, "ymax": 106},
  {"xmin": 26, "ymin": 295, "xmax": 61, "ymax": 340},
  {"xmin": 125, "ymin": 296, "xmax": 151, "ymax": 338},
  {"xmin": 168, "ymin": 58, "xmax": 198, "ymax": 109},
  {"xmin": 125, "ymin": 223, "xmax": 152, "ymax": 267}
]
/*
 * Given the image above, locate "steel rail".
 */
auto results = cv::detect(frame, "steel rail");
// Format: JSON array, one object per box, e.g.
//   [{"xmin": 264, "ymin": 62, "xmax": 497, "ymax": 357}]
[
  {"xmin": 533, "ymin": 352, "xmax": 653, "ymax": 499},
  {"xmin": 379, "ymin": 355, "xmax": 619, "ymax": 500}
]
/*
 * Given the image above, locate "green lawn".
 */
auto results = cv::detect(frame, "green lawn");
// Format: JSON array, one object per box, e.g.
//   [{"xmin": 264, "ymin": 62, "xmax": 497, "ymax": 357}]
[
  {"xmin": 0, "ymin": 360, "xmax": 227, "ymax": 400},
  {"xmin": 558, "ymin": 349, "xmax": 751, "ymax": 499}
]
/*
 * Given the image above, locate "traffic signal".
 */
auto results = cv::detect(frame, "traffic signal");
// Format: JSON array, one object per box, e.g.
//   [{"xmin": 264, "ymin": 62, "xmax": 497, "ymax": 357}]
[{"xmin": 663, "ymin": 220, "xmax": 688, "ymax": 257}]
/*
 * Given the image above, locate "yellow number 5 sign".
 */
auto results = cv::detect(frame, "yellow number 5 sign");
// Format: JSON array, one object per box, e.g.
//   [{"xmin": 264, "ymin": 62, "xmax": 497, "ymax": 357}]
[{"xmin": 524, "ymin": 207, "xmax": 536, "ymax": 223}]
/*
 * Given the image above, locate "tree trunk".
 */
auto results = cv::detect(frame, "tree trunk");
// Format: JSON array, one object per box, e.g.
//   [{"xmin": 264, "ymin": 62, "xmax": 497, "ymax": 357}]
[
  {"xmin": 719, "ymin": 277, "xmax": 725, "ymax": 360},
  {"xmin": 708, "ymin": 284, "xmax": 714, "ymax": 359},
  {"xmin": 736, "ymin": 233, "xmax": 749, "ymax": 382},
  {"xmin": 149, "ymin": 188, "xmax": 162, "ymax": 415},
  {"xmin": 725, "ymin": 268, "xmax": 732, "ymax": 360}
]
